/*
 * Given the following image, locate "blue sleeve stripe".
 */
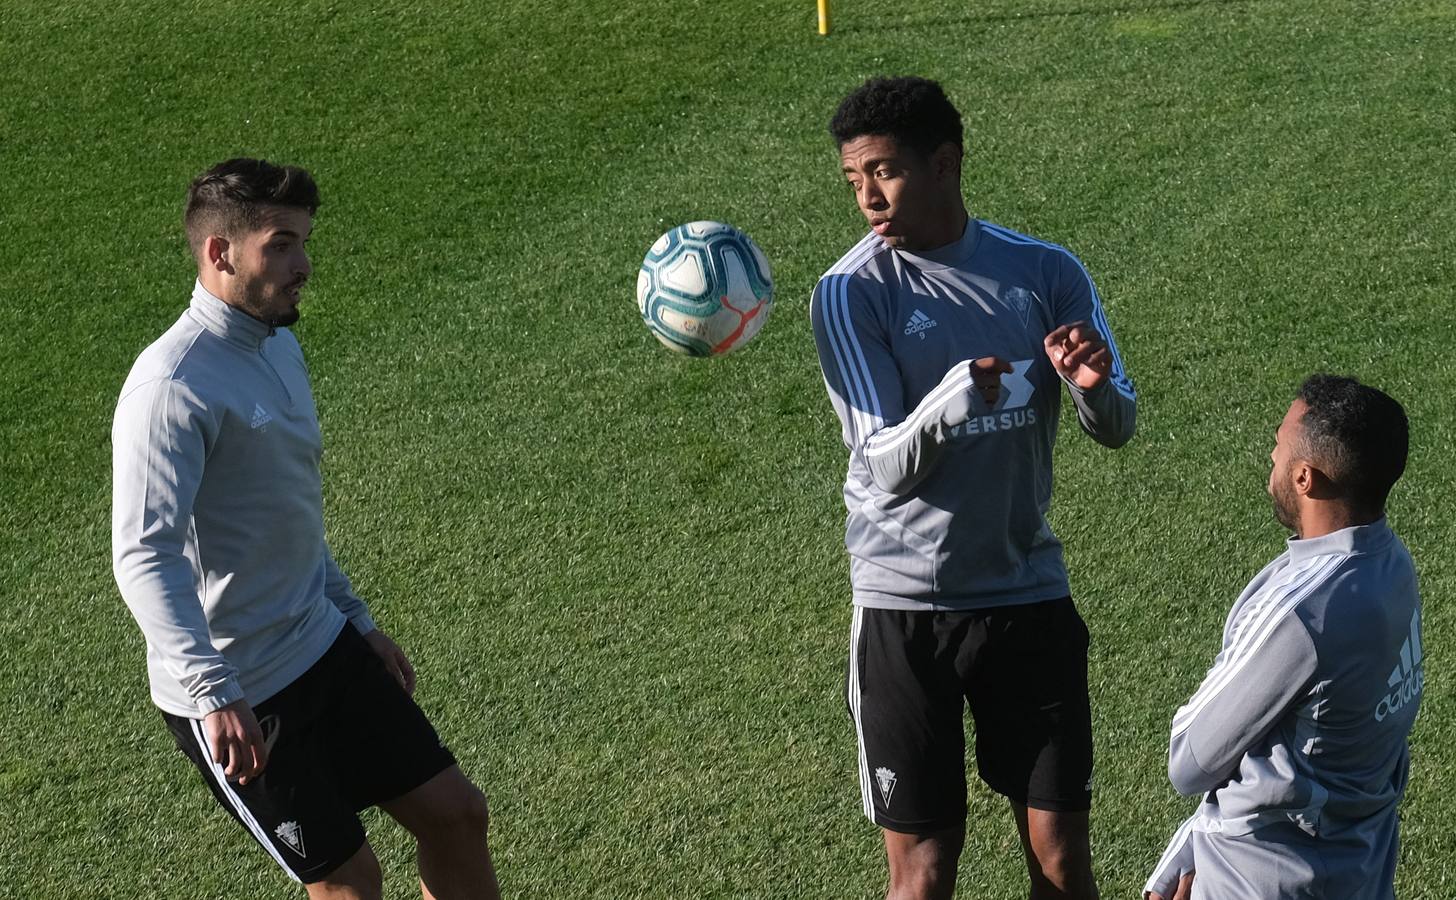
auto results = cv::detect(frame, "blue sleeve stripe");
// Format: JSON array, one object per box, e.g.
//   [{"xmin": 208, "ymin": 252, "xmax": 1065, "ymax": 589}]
[
  {"xmin": 818, "ymin": 275, "xmax": 881, "ymax": 446},
  {"xmin": 814, "ymin": 278, "xmax": 868, "ymax": 445},
  {"xmin": 835, "ymin": 275, "xmax": 884, "ymax": 428},
  {"xmin": 980, "ymin": 223, "xmax": 1136, "ymax": 400}
]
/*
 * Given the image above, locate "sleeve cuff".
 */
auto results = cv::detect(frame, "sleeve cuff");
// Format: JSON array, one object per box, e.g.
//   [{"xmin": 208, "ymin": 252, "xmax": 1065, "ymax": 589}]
[
  {"xmin": 193, "ymin": 679, "xmax": 245, "ymax": 714},
  {"xmin": 348, "ymin": 612, "xmax": 377, "ymax": 636}
]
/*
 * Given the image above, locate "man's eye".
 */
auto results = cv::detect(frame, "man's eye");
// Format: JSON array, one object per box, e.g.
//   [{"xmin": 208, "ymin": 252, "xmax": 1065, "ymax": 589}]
[{"xmin": 875, "ymin": 169, "xmax": 894, "ymax": 179}]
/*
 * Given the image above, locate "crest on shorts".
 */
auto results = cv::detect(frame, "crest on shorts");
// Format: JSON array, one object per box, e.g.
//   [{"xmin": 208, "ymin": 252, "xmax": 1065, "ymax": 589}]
[
  {"xmin": 275, "ymin": 820, "xmax": 307, "ymax": 857},
  {"xmin": 875, "ymin": 767, "xmax": 898, "ymax": 807}
]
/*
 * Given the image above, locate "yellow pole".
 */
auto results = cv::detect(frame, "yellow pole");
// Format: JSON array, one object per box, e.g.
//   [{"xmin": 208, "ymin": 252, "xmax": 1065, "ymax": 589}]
[{"xmin": 817, "ymin": 0, "xmax": 830, "ymax": 34}]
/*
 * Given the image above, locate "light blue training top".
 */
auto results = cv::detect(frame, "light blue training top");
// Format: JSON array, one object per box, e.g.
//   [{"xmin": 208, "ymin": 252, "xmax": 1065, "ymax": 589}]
[
  {"xmin": 1146, "ymin": 519, "xmax": 1423, "ymax": 900},
  {"xmin": 810, "ymin": 220, "xmax": 1136, "ymax": 610},
  {"xmin": 112, "ymin": 283, "xmax": 375, "ymax": 718}
]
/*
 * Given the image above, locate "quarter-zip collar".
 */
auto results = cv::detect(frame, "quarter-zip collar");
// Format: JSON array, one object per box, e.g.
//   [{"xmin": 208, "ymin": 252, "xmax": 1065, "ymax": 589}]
[
  {"xmin": 189, "ymin": 281, "xmax": 273, "ymax": 351},
  {"xmin": 1286, "ymin": 517, "xmax": 1394, "ymax": 562}
]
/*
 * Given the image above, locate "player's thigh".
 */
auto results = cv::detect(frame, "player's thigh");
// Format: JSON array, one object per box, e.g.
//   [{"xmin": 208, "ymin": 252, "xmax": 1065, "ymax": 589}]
[
  {"xmin": 849, "ymin": 606, "xmax": 969, "ymax": 833},
  {"xmin": 965, "ymin": 597, "xmax": 1092, "ymax": 811},
  {"xmin": 321, "ymin": 625, "xmax": 458, "ymax": 810},
  {"xmin": 163, "ymin": 701, "xmax": 368, "ymax": 885}
]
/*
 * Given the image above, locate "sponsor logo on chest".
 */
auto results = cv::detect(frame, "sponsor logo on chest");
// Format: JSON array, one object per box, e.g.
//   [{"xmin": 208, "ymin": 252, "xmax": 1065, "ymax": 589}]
[{"xmin": 948, "ymin": 358, "xmax": 1040, "ymax": 437}]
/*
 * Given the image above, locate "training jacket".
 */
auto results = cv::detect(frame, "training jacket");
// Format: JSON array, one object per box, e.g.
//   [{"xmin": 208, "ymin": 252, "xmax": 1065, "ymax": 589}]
[
  {"xmin": 1145, "ymin": 519, "xmax": 1422, "ymax": 900},
  {"xmin": 810, "ymin": 220, "xmax": 1136, "ymax": 610},
  {"xmin": 112, "ymin": 282, "xmax": 375, "ymax": 719}
]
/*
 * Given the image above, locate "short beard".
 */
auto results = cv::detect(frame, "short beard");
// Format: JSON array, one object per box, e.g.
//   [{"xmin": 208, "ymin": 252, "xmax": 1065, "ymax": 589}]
[
  {"xmin": 1271, "ymin": 479, "xmax": 1301, "ymax": 535},
  {"xmin": 269, "ymin": 307, "xmax": 300, "ymax": 328}
]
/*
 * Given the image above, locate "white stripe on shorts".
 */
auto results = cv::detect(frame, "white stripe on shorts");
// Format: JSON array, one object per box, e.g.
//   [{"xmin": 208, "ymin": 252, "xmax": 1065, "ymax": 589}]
[
  {"xmin": 188, "ymin": 718, "xmax": 301, "ymax": 882},
  {"xmin": 849, "ymin": 606, "xmax": 875, "ymax": 820}
]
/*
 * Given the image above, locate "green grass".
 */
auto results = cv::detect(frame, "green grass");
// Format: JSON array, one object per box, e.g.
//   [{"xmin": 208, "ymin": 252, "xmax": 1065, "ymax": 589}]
[{"xmin": 2, "ymin": 0, "xmax": 1454, "ymax": 896}]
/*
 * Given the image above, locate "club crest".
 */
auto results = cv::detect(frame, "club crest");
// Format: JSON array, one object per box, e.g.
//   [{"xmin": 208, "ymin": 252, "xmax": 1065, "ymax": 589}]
[
  {"xmin": 1001, "ymin": 285, "xmax": 1035, "ymax": 328},
  {"xmin": 875, "ymin": 766, "xmax": 898, "ymax": 807}
]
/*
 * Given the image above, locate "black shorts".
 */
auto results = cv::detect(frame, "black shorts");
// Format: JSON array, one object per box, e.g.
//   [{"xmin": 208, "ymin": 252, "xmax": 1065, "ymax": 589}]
[
  {"xmin": 846, "ymin": 597, "xmax": 1093, "ymax": 833},
  {"xmin": 162, "ymin": 624, "xmax": 456, "ymax": 883}
]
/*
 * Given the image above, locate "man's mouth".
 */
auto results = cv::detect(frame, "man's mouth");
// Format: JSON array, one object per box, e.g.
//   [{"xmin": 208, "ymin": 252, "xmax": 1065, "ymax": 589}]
[{"xmin": 871, "ymin": 218, "xmax": 893, "ymax": 235}]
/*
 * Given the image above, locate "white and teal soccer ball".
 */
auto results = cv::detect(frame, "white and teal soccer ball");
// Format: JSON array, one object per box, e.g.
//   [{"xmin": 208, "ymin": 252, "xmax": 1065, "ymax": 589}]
[{"xmin": 636, "ymin": 221, "xmax": 774, "ymax": 357}]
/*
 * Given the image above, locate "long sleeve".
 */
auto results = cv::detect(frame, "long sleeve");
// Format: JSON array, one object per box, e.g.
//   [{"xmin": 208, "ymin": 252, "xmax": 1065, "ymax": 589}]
[
  {"xmin": 1053, "ymin": 252, "xmax": 1136, "ymax": 448},
  {"xmin": 1144, "ymin": 814, "xmax": 1198, "ymax": 898},
  {"xmin": 323, "ymin": 545, "xmax": 375, "ymax": 635},
  {"xmin": 1167, "ymin": 605, "xmax": 1318, "ymax": 795},
  {"xmin": 112, "ymin": 377, "xmax": 244, "ymax": 713},
  {"xmin": 811, "ymin": 274, "xmax": 980, "ymax": 495}
]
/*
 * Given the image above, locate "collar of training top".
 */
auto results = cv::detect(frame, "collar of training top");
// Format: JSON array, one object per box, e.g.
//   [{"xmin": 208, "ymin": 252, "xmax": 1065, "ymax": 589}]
[
  {"xmin": 1286, "ymin": 517, "xmax": 1395, "ymax": 562},
  {"xmin": 189, "ymin": 281, "xmax": 274, "ymax": 350}
]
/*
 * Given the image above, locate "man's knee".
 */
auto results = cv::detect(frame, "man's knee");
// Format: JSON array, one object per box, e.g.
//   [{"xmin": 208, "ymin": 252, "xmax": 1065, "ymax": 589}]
[
  {"xmin": 418, "ymin": 777, "xmax": 490, "ymax": 839},
  {"xmin": 309, "ymin": 842, "xmax": 383, "ymax": 900},
  {"xmin": 885, "ymin": 828, "xmax": 963, "ymax": 900}
]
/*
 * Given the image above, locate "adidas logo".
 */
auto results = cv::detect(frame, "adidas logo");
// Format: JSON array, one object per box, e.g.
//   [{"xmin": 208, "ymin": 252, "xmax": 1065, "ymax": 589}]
[
  {"xmin": 903, "ymin": 309, "xmax": 938, "ymax": 338},
  {"xmin": 875, "ymin": 766, "xmax": 898, "ymax": 807},
  {"xmin": 274, "ymin": 820, "xmax": 306, "ymax": 857},
  {"xmin": 250, "ymin": 403, "xmax": 273, "ymax": 430},
  {"xmin": 1374, "ymin": 609, "xmax": 1423, "ymax": 722}
]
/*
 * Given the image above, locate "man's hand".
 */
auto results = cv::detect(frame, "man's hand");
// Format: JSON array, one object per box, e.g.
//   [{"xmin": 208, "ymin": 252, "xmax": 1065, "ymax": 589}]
[
  {"xmin": 1044, "ymin": 321, "xmax": 1112, "ymax": 390},
  {"xmin": 203, "ymin": 698, "xmax": 267, "ymax": 785},
  {"xmin": 363, "ymin": 629, "xmax": 417, "ymax": 695},
  {"xmin": 1147, "ymin": 871, "xmax": 1195, "ymax": 900},
  {"xmin": 970, "ymin": 356, "xmax": 1014, "ymax": 407}
]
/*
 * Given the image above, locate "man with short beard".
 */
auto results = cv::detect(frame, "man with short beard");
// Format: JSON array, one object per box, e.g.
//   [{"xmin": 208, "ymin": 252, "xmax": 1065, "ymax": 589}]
[
  {"xmin": 112, "ymin": 159, "xmax": 501, "ymax": 899},
  {"xmin": 1146, "ymin": 375, "xmax": 1419, "ymax": 900}
]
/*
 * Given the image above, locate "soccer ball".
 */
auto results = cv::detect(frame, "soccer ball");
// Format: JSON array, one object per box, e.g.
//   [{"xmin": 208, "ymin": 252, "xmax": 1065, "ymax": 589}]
[{"xmin": 636, "ymin": 221, "xmax": 774, "ymax": 356}]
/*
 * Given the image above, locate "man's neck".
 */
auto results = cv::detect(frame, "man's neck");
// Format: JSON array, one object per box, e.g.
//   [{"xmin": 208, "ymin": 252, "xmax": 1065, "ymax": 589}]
[
  {"xmin": 906, "ymin": 205, "xmax": 969, "ymax": 253},
  {"xmin": 1297, "ymin": 503, "xmax": 1381, "ymax": 539}
]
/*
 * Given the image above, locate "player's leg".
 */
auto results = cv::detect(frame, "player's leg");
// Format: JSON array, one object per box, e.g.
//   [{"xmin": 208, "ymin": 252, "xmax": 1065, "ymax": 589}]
[
  {"xmin": 883, "ymin": 826, "xmax": 964, "ymax": 900},
  {"xmin": 160, "ymin": 670, "xmax": 381, "ymax": 892},
  {"xmin": 848, "ymin": 606, "xmax": 969, "ymax": 900},
  {"xmin": 1010, "ymin": 804, "xmax": 1096, "ymax": 899},
  {"xmin": 306, "ymin": 842, "xmax": 384, "ymax": 900},
  {"xmin": 380, "ymin": 765, "xmax": 501, "ymax": 900},
  {"xmin": 323, "ymin": 625, "xmax": 500, "ymax": 899},
  {"xmin": 966, "ymin": 597, "xmax": 1097, "ymax": 900}
]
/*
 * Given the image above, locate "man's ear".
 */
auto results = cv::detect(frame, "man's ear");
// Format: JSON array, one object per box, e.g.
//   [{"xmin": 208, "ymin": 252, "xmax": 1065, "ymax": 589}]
[
  {"xmin": 204, "ymin": 235, "xmax": 233, "ymax": 274},
  {"xmin": 932, "ymin": 142, "xmax": 963, "ymax": 184}
]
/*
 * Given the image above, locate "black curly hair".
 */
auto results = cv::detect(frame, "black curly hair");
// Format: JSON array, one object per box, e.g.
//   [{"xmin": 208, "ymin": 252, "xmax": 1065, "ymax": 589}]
[
  {"xmin": 1294, "ymin": 374, "xmax": 1409, "ymax": 514},
  {"xmin": 830, "ymin": 76, "xmax": 964, "ymax": 158}
]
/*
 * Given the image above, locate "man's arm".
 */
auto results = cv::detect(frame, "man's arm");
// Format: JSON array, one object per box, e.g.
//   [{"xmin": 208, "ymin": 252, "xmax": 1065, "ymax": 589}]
[
  {"xmin": 811, "ymin": 274, "xmax": 1002, "ymax": 494},
  {"xmin": 323, "ymin": 545, "xmax": 376, "ymax": 635},
  {"xmin": 322, "ymin": 546, "xmax": 415, "ymax": 694},
  {"xmin": 1144, "ymin": 814, "xmax": 1197, "ymax": 900},
  {"xmin": 112, "ymin": 377, "xmax": 243, "ymax": 712},
  {"xmin": 1167, "ymin": 603, "xmax": 1318, "ymax": 794},
  {"xmin": 1048, "ymin": 252, "xmax": 1136, "ymax": 448},
  {"xmin": 113, "ymin": 377, "xmax": 269, "ymax": 783}
]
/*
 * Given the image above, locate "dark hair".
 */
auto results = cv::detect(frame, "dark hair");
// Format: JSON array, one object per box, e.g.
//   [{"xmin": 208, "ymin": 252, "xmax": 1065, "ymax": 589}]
[
  {"xmin": 830, "ymin": 76, "xmax": 964, "ymax": 158},
  {"xmin": 184, "ymin": 158, "xmax": 320, "ymax": 255},
  {"xmin": 1294, "ymin": 374, "xmax": 1409, "ymax": 513}
]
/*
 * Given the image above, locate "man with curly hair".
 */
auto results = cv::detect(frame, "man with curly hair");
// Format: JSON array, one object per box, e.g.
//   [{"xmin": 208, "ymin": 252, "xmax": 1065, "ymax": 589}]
[{"xmin": 811, "ymin": 76, "xmax": 1136, "ymax": 899}]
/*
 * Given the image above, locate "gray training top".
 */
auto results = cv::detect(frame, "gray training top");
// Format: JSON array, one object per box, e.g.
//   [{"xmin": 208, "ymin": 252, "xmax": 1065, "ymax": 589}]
[
  {"xmin": 1145, "ymin": 519, "xmax": 1423, "ymax": 900},
  {"xmin": 810, "ymin": 220, "xmax": 1136, "ymax": 610},
  {"xmin": 112, "ymin": 283, "xmax": 375, "ymax": 719}
]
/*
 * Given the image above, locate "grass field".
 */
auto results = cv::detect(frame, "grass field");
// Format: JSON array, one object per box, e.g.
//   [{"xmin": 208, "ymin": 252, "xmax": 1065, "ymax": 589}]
[{"xmin": 3, "ymin": 0, "xmax": 1455, "ymax": 896}]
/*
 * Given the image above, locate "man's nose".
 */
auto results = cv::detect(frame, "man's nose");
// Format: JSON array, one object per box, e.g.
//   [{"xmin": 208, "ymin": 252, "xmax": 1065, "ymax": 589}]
[{"xmin": 861, "ymin": 181, "xmax": 887, "ymax": 210}]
